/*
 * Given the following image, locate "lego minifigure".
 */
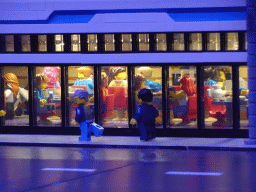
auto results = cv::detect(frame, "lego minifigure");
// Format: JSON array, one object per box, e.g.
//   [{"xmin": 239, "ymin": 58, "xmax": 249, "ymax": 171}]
[
  {"xmin": 203, "ymin": 67, "xmax": 218, "ymax": 88},
  {"xmin": 169, "ymin": 74, "xmax": 197, "ymax": 124},
  {"xmin": 42, "ymin": 67, "xmax": 60, "ymax": 89},
  {"xmin": 4, "ymin": 73, "xmax": 28, "ymax": 119},
  {"xmin": 71, "ymin": 90, "xmax": 104, "ymax": 141},
  {"xmin": 74, "ymin": 67, "xmax": 94, "ymax": 95},
  {"xmin": 137, "ymin": 67, "xmax": 161, "ymax": 92},
  {"xmin": 130, "ymin": 88, "xmax": 160, "ymax": 141},
  {"xmin": 109, "ymin": 66, "xmax": 127, "ymax": 88},
  {"xmin": 36, "ymin": 74, "xmax": 50, "ymax": 105},
  {"xmin": 0, "ymin": 110, "xmax": 6, "ymax": 116}
]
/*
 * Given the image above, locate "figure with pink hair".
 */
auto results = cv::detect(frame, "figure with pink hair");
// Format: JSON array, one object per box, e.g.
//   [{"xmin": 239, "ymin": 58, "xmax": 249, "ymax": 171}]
[{"xmin": 42, "ymin": 67, "xmax": 61, "ymax": 89}]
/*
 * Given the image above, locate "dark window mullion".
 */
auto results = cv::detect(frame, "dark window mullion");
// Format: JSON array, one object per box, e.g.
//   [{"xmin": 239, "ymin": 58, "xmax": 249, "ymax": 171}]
[
  {"xmin": 30, "ymin": 34, "xmax": 38, "ymax": 53},
  {"xmin": 202, "ymin": 32, "xmax": 207, "ymax": 52},
  {"xmin": 197, "ymin": 66, "xmax": 205, "ymax": 129},
  {"xmin": 232, "ymin": 66, "xmax": 240, "ymax": 130},
  {"xmin": 61, "ymin": 66, "xmax": 67, "ymax": 127},
  {"xmin": 220, "ymin": 32, "xmax": 226, "ymax": 51},
  {"xmin": 132, "ymin": 34, "xmax": 138, "ymax": 52},
  {"xmin": 94, "ymin": 65, "xmax": 99, "ymax": 124},
  {"xmin": 0, "ymin": 35, "xmax": 5, "ymax": 53},
  {"xmin": 14, "ymin": 35, "xmax": 22, "ymax": 53},
  {"xmin": 162, "ymin": 64, "xmax": 168, "ymax": 129},
  {"xmin": 238, "ymin": 31, "xmax": 245, "ymax": 51},
  {"xmin": 149, "ymin": 33, "xmax": 155, "ymax": 52},
  {"xmin": 167, "ymin": 32, "xmax": 173, "ymax": 52},
  {"xmin": 64, "ymin": 34, "xmax": 71, "ymax": 53},
  {"xmin": 184, "ymin": 33, "xmax": 189, "ymax": 52},
  {"xmin": 128, "ymin": 65, "xmax": 133, "ymax": 129},
  {"xmin": 81, "ymin": 34, "xmax": 87, "ymax": 53},
  {"xmin": 115, "ymin": 33, "xmax": 121, "ymax": 53},
  {"xmin": 30, "ymin": 65, "xmax": 37, "ymax": 126},
  {"xmin": 0, "ymin": 66, "xmax": 4, "ymax": 127},
  {"xmin": 47, "ymin": 34, "xmax": 55, "ymax": 53},
  {"xmin": 98, "ymin": 34, "xmax": 104, "ymax": 53}
]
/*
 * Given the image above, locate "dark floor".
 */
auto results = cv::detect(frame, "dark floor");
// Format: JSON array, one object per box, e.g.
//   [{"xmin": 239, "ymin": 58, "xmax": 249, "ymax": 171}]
[{"xmin": 0, "ymin": 146, "xmax": 256, "ymax": 192}]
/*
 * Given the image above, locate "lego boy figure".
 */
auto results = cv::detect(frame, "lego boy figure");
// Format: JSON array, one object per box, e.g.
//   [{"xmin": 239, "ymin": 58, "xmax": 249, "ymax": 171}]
[
  {"xmin": 130, "ymin": 88, "xmax": 160, "ymax": 141},
  {"xmin": 71, "ymin": 90, "xmax": 104, "ymax": 141}
]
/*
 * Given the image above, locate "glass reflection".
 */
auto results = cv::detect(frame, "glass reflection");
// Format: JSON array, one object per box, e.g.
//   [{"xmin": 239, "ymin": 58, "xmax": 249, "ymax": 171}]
[
  {"xmin": 100, "ymin": 66, "xmax": 128, "ymax": 128},
  {"xmin": 207, "ymin": 33, "xmax": 220, "ymax": 51},
  {"xmin": 21, "ymin": 35, "xmax": 31, "ymax": 52},
  {"xmin": 38, "ymin": 35, "xmax": 47, "ymax": 52},
  {"xmin": 155, "ymin": 34, "xmax": 167, "ymax": 51},
  {"xmin": 5, "ymin": 35, "xmax": 14, "ymax": 52},
  {"xmin": 55, "ymin": 35, "xmax": 64, "ymax": 52},
  {"xmin": 203, "ymin": 66, "xmax": 233, "ymax": 128},
  {"xmin": 3, "ymin": 67, "xmax": 29, "ymax": 126},
  {"xmin": 71, "ymin": 34, "xmax": 81, "ymax": 52},
  {"xmin": 172, "ymin": 33, "xmax": 184, "ymax": 51},
  {"xmin": 35, "ymin": 67, "xmax": 61, "ymax": 126},
  {"xmin": 239, "ymin": 66, "xmax": 248, "ymax": 129},
  {"xmin": 168, "ymin": 66, "xmax": 197, "ymax": 128},
  {"xmin": 121, "ymin": 34, "xmax": 132, "ymax": 51},
  {"xmin": 87, "ymin": 34, "xmax": 98, "ymax": 51},
  {"xmin": 105, "ymin": 34, "xmax": 115, "ymax": 51},
  {"xmin": 189, "ymin": 33, "xmax": 202, "ymax": 51},
  {"xmin": 226, "ymin": 32, "xmax": 239, "ymax": 51},
  {"xmin": 134, "ymin": 66, "xmax": 163, "ymax": 128},
  {"xmin": 138, "ymin": 34, "xmax": 149, "ymax": 51},
  {"xmin": 68, "ymin": 66, "xmax": 94, "ymax": 126}
]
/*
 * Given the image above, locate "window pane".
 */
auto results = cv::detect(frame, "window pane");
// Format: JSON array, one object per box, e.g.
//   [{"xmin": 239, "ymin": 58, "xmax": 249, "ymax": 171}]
[
  {"xmin": 5, "ymin": 35, "xmax": 14, "ymax": 52},
  {"xmin": 207, "ymin": 33, "xmax": 220, "ymax": 51},
  {"xmin": 100, "ymin": 66, "xmax": 128, "ymax": 128},
  {"xmin": 138, "ymin": 34, "xmax": 149, "ymax": 51},
  {"xmin": 239, "ymin": 66, "xmax": 248, "ymax": 129},
  {"xmin": 135, "ymin": 66, "xmax": 163, "ymax": 128},
  {"xmin": 172, "ymin": 33, "xmax": 184, "ymax": 51},
  {"xmin": 226, "ymin": 32, "xmax": 239, "ymax": 50},
  {"xmin": 203, "ymin": 66, "xmax": 233, "ymax": 129},
  {"xmin": 105, "ymin": 34, "xmax": 115, "ymax": 51},
  {"xmin": 168, "ymin": 66, "xmax": 197, "ymax": 128},
  {"xmin": 38, "ymin": 35, "xmax": 47, "ymax": 52},
  {"xmin": 35, "ymin": 67, "xmax": 61, "ymax": 126},
  {"xmin": 3, "ymin": 67, "xmax": 29, "ymax": 126},
  {"xmin": 189, "ymin": 33, "xmax": 202, "ymax": 51},
  {"xmin": 21, "ymin": 35, "xmax": 31, "ymax": 52},
  {"xmin": 55, "ymin": 35, "xmax": 64, "ymax": 52},
  {"xmin": 68, "ymin": 66, "xmax": 94, "ymax": 127},
  {"xmin": 71, "ymin": 34, "xmax": 81, "ymax": 52},
  {"xmin": 245, "ymin": 32, "xmax": 247, "ymax": 50},
  {"xmin": 155, "ymin": 33, "xmax": 167, "ymax": 51},
  {"xmin": 121, "ymin": 34, "xmax": 132, "ymax": 51},
  {"xmin": 87, "ymin": 34, "xmax": 98, "ymax": 51}
]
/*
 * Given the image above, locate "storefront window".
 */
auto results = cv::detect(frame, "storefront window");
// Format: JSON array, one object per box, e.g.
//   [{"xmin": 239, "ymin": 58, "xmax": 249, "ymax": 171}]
[
  {"xmin": 207, "ymin": 33, "xmax": 220, "ymax": 51},
  {"xmin": 239, "ymin": 66, "xmax": 248, "ymax": 129},
  {"xmin": 55, "ymin": 35, "xmax": 64, "ymax": 52},
  {"xmin": 189, "ymin": 33, "xmax": 202, "ymax": 51},
  {"xmin": 100, "ymin": 66, "xmax": 128, "ymax": 128},
  {"xmin": 87, "ymin": 34, "xmax": 98, "ymax": 52},
  {"xmin": 172, "ymin": 33, "xmax": 184, "ymax": 51},
  {"xmin": 105, "ymin": 34, "xmax": 115, "ymax": 51},
  {"xmin": 35, "ymin": 67, "xmax": 61, "ymax": 126},
  {"xmin": 203, "ymin": 66, "xmax": 233, "ymax": 129},
  {"xmin": 71, "ymin": 34, "xmax": 81, "ymax": 52},
  {"xmin": 5, "ymin": 35, "xmax": 14, "ymax": 52},
  {"xmin": 21, "ymin": 35, "xmax": 31, "ymax": 52},
  {"xmin": 138, "ymin": 34, "xmax": 149, "ymax": 51},
  {"xmin": 155, "ymin": 33, "xmax": 167, "ymax": 51},
  {"xmin": 226, "ymin": 32, "xmax": 239, "ymax": 51},
  {"xmin": 121, "ymin": 34, "xmax": 132, "ymax": 51},
  {"xmin": 168, "ymin": 66, "xmax": 197, "ymax": 128},
  {"xmin": 134, "ymin": 66, "xmax": 163, "ymax": 128},
  {"xmin": 38, "ymin": 35, "xmax": 47, "ymax": 52},
  {"xmin": 68, "ymin": 66, "xmax": 94, "ymax": 127},
  {"xmin": 3, "ymin": 67, "xmax": 29, "ymax": 126}
]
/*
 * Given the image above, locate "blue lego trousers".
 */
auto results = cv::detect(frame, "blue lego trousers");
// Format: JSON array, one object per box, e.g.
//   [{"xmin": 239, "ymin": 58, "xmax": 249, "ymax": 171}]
[{"xmin": 79, "ymin": 121, "xmax": 104, "ymax": 141}]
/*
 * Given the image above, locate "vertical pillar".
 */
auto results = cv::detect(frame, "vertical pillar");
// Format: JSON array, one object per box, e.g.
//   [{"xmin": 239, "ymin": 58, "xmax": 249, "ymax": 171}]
[{"xmin": 245, "ymin": 0, "xmax": 256, "ymax": 144}]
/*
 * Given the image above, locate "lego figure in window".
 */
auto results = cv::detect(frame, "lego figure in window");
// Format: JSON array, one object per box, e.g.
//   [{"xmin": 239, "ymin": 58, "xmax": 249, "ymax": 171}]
[
  {"xmin": 4, "ymin": 73, "xmax": 29, "ymax": 119},
  {"xmin": 0, "ymin": 110, "xmax": 6, "ymax": 117},
  {"xmin": 108, "ymin": 67, "xmax": 127, "ymax": 88},
  {"xmin": 42, "ymin": 67, "xmax": 61, "ymax": 89},
  {"xmin": 71, "ymin": 90, "xmax": 104, "ymax": 141},
  {"xmin": 137, "ymin": 67, "xmax": 161, "ymax": 93},
  {"xmin": 73, "ymin": 67, "xmax": 94, "ymax": 96},
  {"xmin": 130, "ymin": 88, "xmax": 160, "ymax": 141},
  {"xmin": 36, "ymin": 73, "xmax": 56, "ymax": 124},
  {"xmin": 203, "ymin": 67, "xmax": 218, "ymax": 88},
  {"xmin": 169, "ymin": 74, "xmax": 197, "ymax": 124}
]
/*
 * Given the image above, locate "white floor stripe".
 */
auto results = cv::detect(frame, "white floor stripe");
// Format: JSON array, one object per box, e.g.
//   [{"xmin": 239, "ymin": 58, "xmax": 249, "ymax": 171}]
[
  {"xmin": 42, "ymin": 168, "xmax": 96, "ymax": 172},
  {"xmin": 165, "ymin": 171, "xmax": 223, "ymax": 176}
]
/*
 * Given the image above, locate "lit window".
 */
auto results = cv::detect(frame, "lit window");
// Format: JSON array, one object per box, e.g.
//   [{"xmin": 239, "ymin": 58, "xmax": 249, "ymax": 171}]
[
  {"xmin": 38, "ymin": 35, "xmax": 47, "ymax": 52},
  {"xmin": 55, "ymin": 35, "xmax": 64, "ymax": 52},
  {"xmin": 71, "ymin": 34, "xmax": 81, "ymax": 52},
  {"xmin": 226, "ymin": 32, "xmax": 239, "ymax": 51},
  {"xmin": 87, "ymin": 34, "xmax": 98, "ymax": 51},
  {"xmin": 21, "ymin": 35, "xmax": 31, "ymax": 52},
  {"xmin": 172, "ymin": 33, "xmax": 184, "ymax": 51},
  {"xmin": 189, "ymin": 33, "xmax": 202, "ymax": 51},
  {"xmin": 245, "ymin": 33, "xmax": 247, "ymax": 50},
  {"xmin": 138, "ymin": 34, "xmax": 149, "ymax": 51},
  {"xmin": 105, "ymin": 34, "xmax": 115, "ymax": 51},
  {"xmin": 121, "ymin": 34, "xmax": 132, "ymax": 51},
  {"xmin": 207, "ymin": 33, "xmax": 220, "ymax": 51},
  {"xmin": 155, "ymin": 33, "xmax": 167, "ymax": 51},
  {"xmin": 5, "ymin": 35, "xmax": 14, "ymax": 52}
]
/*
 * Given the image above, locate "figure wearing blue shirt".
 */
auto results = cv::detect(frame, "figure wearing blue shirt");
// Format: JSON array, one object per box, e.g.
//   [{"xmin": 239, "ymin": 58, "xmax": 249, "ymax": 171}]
[
  {"xmin": 130, "ymin": 88, "xmax": 160, "ymax": 141},
  {"xmin": 71, "ymin": 90, "xmax": 103, "ymax": 141}
]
